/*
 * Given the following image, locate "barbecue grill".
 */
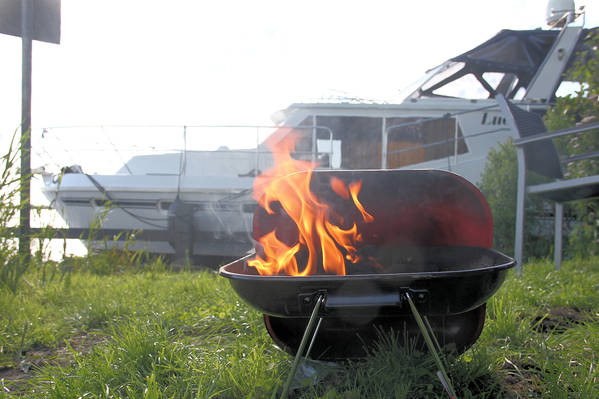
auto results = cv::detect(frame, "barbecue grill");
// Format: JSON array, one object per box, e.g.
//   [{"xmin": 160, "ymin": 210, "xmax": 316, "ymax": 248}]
[
  {"xmin": 222, "ymin": 245, "xmax": 512, "ymax": 358},
  {"xmin": 219, "ymin": 169, "xmax": 515, "ymax": 397}
]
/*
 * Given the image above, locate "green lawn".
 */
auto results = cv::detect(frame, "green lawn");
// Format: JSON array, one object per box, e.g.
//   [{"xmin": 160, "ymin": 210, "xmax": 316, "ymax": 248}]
[{"xmin": 1, "ymin": 256, "xmax": 598, "ymax": 398}]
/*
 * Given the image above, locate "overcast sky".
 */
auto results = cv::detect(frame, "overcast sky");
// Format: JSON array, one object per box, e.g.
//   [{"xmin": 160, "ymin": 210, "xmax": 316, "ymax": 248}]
[
  {"xmin": 1, "ymin": 0, "xmax": 597, "ymax": 257},
  {"xmin": 1, "ymin": 0, "xmax": 598, "ymax": 148}
]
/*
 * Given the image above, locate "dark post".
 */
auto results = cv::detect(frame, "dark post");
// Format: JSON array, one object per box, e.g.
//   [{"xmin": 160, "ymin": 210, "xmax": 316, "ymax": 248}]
[{"xmin": 19, "ymin": 0, "xmax": 33, "ymax": 259}]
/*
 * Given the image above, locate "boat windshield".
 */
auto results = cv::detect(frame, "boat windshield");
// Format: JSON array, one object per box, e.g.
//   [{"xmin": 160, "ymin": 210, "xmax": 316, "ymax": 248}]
[
  {"xmin": 394, "ymin": 65, "xmax": 443, "ymax": 103},
  {"xmin": 397, "ymin": 28, "xmax": 590, "ymax": 102}
]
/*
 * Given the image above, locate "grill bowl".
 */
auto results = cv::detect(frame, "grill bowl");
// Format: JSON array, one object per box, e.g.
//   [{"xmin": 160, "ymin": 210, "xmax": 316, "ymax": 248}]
[{"xmin": 219, "ymin": 246, "xmax": 514, "ymax": 318}]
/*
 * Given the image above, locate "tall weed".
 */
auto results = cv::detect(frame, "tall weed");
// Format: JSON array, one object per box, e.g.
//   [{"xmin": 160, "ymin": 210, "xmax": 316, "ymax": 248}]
[{"xmin": 0, "ymin": 132, "xmax": 28, "ymax": 293}]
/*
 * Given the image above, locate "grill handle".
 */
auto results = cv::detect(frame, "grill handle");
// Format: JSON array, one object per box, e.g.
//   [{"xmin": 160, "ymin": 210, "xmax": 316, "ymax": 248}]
[
  {"xmin": 318, "ymin": 288, "xmax": 429, "ymax": 311},
  {"xmin": 324, "ymin": 292, "xmax": 402, "ymax": 309}
]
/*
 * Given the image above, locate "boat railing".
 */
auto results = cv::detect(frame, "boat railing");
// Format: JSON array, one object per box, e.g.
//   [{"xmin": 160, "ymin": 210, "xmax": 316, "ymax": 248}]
[{"xmin": 35, "ymin": 124, "xmax": 334, "ymax": 177}]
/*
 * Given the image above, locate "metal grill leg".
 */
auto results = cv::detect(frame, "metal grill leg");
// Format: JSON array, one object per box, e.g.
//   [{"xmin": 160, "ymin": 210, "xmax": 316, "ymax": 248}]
[
  {"xmin": 279, "ymin": 294, "xmax": 325, "ymax": 399},
  {"xmin": 305, "ymin": 318, "xmax": 323, "ymax": 359},
  {"xmin": 405, "ymin": 292, "xmax": 457, "ymax": 399}
]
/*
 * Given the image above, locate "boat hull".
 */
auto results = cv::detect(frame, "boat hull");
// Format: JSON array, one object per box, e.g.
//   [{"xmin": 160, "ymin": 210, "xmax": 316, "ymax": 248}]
[{"xmin": 41, "ymin": 173, "xmax": 256, "ymax": 257}]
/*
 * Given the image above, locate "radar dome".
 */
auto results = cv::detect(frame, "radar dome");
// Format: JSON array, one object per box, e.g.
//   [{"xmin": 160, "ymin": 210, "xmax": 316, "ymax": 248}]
[{"xmin": 546, "ymin": 0, "xmax": 575, "ymax": 26}]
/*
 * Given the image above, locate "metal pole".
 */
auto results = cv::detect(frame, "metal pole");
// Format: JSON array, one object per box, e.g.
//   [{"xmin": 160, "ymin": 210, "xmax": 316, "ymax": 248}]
[{"xmin": 19, "ymin": 0, "xmax": 33, "ymax": 260}]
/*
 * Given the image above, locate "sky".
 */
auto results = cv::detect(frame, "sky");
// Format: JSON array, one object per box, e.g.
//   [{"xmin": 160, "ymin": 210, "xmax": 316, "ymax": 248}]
[
  {"xmin": 1, "ymin": 0, "xmax": 599, "ymax": 168},
  {"xmin": 0, "ymin": 1, "xmax": 596, "ymax": 130}
]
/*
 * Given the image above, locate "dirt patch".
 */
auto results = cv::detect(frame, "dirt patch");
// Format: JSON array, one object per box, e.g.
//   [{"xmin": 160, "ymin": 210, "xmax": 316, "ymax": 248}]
[
  {"xmin": 500, "ymin": 373, "xmax": 537, "ymax": 398},
  {"xmin": 532, "ymin": 306, "xmax": 590, "ymax": 333},
  {"xmin": 0, "ymin": 333, "xmax": 106, "ymax": 394},
  {"xmin": 499, "ymin": 358, "xmax": 542, "ymax": 398}
]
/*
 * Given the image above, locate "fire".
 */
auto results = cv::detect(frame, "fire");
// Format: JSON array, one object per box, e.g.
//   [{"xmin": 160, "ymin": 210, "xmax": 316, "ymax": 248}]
[{"xmin": 248, "ymin": 128, "xmax": 375, "ymax": 276}]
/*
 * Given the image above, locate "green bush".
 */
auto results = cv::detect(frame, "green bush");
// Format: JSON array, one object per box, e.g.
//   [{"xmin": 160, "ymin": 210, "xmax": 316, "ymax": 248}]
[{"xmin": 478, "ymin": 139, "xmax": 553, "ymax": 259}]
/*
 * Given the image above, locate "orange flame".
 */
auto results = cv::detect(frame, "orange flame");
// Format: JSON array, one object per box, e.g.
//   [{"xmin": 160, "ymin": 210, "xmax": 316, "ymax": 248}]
[{"xmin": 248, "ymin": 128, "xmax": 374, "ymax": 276}]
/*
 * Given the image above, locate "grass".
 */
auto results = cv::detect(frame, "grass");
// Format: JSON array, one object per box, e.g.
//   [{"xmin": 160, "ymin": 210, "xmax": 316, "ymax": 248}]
[
  {"xmin": 0, "ymin": 256, "xmax": 597, "ymax": 398},
  {"xmin": 0, "ymin": 261, "xmax": 289, "ymax": 398}
]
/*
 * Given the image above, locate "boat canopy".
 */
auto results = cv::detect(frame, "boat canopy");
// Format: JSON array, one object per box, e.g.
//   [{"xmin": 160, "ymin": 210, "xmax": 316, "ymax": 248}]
[{"xmin": 409, "ymin": 28, "xmax": 596, "ymax": 101}]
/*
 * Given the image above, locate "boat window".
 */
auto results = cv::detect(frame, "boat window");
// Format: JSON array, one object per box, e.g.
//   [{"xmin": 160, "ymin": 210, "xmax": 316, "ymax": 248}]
[
  {"xmin": 482, "ymin": 72, "xmax": 520, "ymax": 97},
  {"xmin": 414, "ymin": 63, "xmax": 523, "ymax": 99},
  {"xmin": 290, "ymin": 125, "xmax": 313, "ymax": 161},
  {"xmin": 279, "ymin": 117, "xmax": 339, "ymax": 168},
  {"xmin": 420, "ymin": 62, "xmax": 465, "ymax": 93},
  {"xmin": 513, "ymin": 87, "xmax": 526, "ymax": 100},
  {"xmin": 430, "ymin": 73, "xmax": 489, "ymax": 99},
  {"xmin": 315, "ymin": 116, "xmax": 382, "ymax": 169},
  {"xmin": 482, "ymin": 72, "xmax": 504, "ymax": 89},
  {"xmin": 385, "ymin": 117, "xmax": 467, "ymax": 168},
  {"xmin": 317, "ymin": 139, "xmax": 342, "ymax": 168},
  {"xmin": 418, "ymin": 62, "xmax": 496, "ymax": 99}
]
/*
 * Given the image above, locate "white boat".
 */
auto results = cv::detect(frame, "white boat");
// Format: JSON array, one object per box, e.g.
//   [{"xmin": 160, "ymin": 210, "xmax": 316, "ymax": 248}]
[{"xmin": 39, "ymin": 3, "xmax": 596, "ymax": 259}]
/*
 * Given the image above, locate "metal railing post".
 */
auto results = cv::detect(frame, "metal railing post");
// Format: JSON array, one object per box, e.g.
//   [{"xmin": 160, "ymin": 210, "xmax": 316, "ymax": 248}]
[
  {"xmin": 554, "ymin": 202, "xmax": 563, "ymax": 270},
  {"xmin": 381, "ymin": 117, "xmax": 388, "ymax": 169},
  {"xmin": 514, "ymin": 147, "xmax": 526, "ymax": 274},
  {"xmin": 256, "ymin": 126, "xmax": 260, "ymax": 172},
  {"xmin": 312, "ymin": 116, "xmax": 317, "ymax": 164}
]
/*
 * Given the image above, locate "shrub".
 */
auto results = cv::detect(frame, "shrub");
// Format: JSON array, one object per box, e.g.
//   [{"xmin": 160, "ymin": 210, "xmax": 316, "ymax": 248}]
[{"xmin": 478, "ymin": 139, "xmax": 552, "ymax": 259}]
